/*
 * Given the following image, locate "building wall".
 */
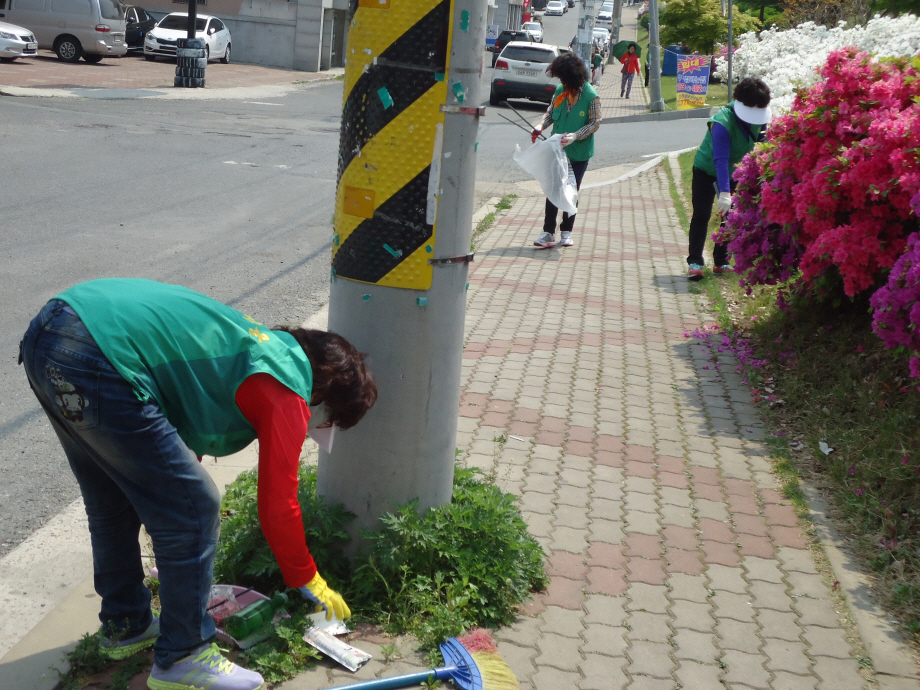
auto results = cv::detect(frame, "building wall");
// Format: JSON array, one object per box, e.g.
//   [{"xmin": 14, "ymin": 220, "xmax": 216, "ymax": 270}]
[{"xmin": 144, "ymin": 0, "xmax": 346, "ymax": 70}]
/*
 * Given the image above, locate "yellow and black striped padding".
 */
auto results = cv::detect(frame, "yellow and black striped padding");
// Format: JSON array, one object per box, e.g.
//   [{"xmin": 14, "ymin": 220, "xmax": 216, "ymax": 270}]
[{"xmin": 332, "ymin": 0, "xmax": 455, "ymax": 290}]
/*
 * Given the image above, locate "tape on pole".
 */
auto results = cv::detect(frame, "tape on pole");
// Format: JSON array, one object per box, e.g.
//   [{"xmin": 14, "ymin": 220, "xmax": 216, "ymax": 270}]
[{"xmin": 332, "ymin": 0, "xmax": 454, "ymax": 290}]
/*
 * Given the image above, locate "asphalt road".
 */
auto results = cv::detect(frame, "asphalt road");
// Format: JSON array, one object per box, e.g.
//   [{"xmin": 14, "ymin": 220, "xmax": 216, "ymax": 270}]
[
  {"xmin": 0, "ymin": 84, "xmax": 343, "ymax": 555},
  {"xmin": 0, "ymin": 32, "xmax": 707, "ymax": 554},
  {"xmin": 475, "ymin": 8, "xmax": 708, "ymax": 184}
]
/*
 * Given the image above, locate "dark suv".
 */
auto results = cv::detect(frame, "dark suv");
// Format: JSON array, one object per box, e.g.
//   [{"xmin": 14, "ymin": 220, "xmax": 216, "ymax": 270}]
[{"xmin": 491, "ymin": 30, "xmax": 533, "ymax": 66}]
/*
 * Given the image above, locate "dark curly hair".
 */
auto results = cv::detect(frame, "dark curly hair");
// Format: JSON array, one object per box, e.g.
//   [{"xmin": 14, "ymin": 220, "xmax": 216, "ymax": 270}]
[
  {"xmin": 275, "ymin": 327, "xmax": 378, "ymax": 430},
  {"xmin": 733, "ymin": 77, "xmax": 771, "ymax": 108},
  {"xmin": 549, "ymin": 52, "xmax": 589, "ymax": 92}
]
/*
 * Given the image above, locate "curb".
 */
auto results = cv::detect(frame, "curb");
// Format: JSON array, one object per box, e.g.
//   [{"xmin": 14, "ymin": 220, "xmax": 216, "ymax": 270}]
[
  {"xmin": 804, "ymin": 486, "xmax": 920, "ymax": 688},
  {"xmin": 0, "ymin": 71, "xmax": 343, "ymax": 101},
  {"xmin": 601, "ymin": 106, "xmax": 716, "ymax": 125}
]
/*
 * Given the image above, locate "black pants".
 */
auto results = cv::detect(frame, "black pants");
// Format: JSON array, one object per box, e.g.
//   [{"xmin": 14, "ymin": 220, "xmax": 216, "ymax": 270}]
[
  {"xmin": 544, "ymin": 159, "xmax": 589, "ymax": 234},
  {"xmin": 688, "ymin": 166, "xmax": 735, "ymax": 267}
]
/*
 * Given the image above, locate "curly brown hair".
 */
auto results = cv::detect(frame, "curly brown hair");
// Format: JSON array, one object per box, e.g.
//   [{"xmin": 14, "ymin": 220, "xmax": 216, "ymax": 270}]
[
  {"xmin": 549, "ymin": 52, "xmax": 589, "ymax": 92},
  {"xmin": 275, "ymin": 327, "xmax": 378, "ymax": 430}
]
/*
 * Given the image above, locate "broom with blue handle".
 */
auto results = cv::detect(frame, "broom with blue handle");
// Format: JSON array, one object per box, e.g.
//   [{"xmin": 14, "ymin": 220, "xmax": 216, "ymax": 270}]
[{"xmin": 322, "ymin": 631, "xmax": 518, "ymax": 690}]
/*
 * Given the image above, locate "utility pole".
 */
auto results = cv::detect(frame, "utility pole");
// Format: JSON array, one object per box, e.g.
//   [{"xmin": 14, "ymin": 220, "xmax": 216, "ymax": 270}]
[
  {"xmin": 608, "ymin": 0, "xmax": 621, "ymax": 64},
  {"xmin": 318, "ymin": 0, "xmax": 487, "ymax": 540},
  {"xmin": 647, "ymin": 0, "xmax": 664, "ymax": 112},
  {"xmin": 727, "ymin": 0, "xmax": 734, "ymax": 92},
  {"xmin": 576, "ymin": 0, "xmax": 596, "ymax": 71}
]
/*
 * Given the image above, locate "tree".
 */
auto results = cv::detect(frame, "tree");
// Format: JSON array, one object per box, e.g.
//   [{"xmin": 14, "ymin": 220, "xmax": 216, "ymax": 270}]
[
  {"xmin": 660, "ymin": 0, "xmax": 760, "ymax": 54},
  {"xmin": 782, "ymin": 0, "xmax": 872, "ymax": 24}
]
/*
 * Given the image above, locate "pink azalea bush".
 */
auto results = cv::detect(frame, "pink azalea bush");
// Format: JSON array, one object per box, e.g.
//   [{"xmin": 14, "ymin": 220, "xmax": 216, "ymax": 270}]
[{"xmin": 716, "ymin": 48, "xmax": 920, "ymax": 374}]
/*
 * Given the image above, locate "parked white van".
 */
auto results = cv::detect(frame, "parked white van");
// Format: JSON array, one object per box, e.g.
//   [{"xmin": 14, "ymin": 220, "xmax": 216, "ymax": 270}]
[{"xmin": 0, "ymin": 0, "xmax": 127, "ymax": 62}]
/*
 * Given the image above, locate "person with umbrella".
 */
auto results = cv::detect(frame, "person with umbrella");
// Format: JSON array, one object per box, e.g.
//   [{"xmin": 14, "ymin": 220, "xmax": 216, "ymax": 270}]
[{"xmin": 619, "ymin": 43, "xmax": 641, "ymax": 98}]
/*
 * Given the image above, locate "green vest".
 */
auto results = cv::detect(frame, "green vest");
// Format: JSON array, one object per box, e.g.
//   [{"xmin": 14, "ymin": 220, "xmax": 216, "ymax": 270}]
[
  {"xmin": 550, "ymin": 83, "xmax": 598, "ymax": 162},
  {"xmin": 694, "ymin": 102, "xmax": 762, "ymax": 178},
  {"xmin": 57, "ymin": 278, "xmax": 314, "ymax": 458}
]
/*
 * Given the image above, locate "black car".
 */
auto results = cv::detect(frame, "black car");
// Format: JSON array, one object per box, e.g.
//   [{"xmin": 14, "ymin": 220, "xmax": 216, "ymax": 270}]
[
  {"xmin": 567, "ymin": 0, "xmax": 576, "ymax": 6},
  {"xmin": 491, "ymin": 30, "xmax": 533, "ymax": 66},
  {"xmin": 125, "ymin": 6, "xmax": 156, "ymax": 50}
]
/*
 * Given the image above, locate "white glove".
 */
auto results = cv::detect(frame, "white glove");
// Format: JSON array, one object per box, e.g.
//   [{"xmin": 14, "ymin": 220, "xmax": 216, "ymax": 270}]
[
  {"xmin": 717, "ymin": 192, "xmax": 733, "ymax": 216},
  {"xmin": 560, "ymin": 133, "xmax": 576, "ymax": 147}
]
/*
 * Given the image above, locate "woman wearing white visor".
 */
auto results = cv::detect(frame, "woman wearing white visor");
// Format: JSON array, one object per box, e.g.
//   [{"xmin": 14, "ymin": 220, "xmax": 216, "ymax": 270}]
[{"xmin": 687, "ymin": 77, "xmax": 772, "ymax": 280}]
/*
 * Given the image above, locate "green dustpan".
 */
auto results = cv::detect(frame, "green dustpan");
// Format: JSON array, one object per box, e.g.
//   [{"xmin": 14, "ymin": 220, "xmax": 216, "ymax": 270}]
[{"xmin": 611, "ymin": 40, "xmax": 641, "ymax": 61}]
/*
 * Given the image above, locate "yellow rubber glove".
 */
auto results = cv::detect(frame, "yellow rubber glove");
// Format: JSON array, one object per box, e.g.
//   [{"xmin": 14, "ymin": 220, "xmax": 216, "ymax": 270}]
[{"xmin": 298, "ymin": 572, "xmax": 351, "ymax": 621}]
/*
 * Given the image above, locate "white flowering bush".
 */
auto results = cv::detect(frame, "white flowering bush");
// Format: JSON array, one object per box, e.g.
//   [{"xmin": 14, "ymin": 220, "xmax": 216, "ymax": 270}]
[{"xmin": 714, "ymin": 14, "xmax": 920, "ymax": 111}]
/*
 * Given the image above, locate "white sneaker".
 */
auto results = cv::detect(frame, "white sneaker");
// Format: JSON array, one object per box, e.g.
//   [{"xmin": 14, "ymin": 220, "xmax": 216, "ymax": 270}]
[
  {"xmin": 533, "ymin": 232, "xmax": 556, "ymax": 247},
  {"xmin": 559, "ymin": 232, "xmax": 574, "ymax": 247},
  {"xmin": 148, "ymin": 643, "xmax": 264, "ymax": 690}
]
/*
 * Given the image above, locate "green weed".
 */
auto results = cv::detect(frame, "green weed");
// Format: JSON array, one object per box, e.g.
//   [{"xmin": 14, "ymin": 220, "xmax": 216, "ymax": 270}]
[
  {"xmin": 212, "ymin": 463, "xmax": 546, "ymax": 674},
  {"xmin": 238, "ymin": 610, "xmax": 322, "ymax": 684},
  {"xmin": 213, "ymin": 464, "xmax": 354, "ymax": 593},
  {"xmin": 55, "ymin": 631, "xmax": 149, "ymax": 690},
  {"xmin": 472, "ymin": 194, "xmax": 518, "ymax": 251},
  {"xmin": 494, "ymin": 194, "xmax": 517, "ymax": 212},
  {"xmin": 349, "ymin": 466, "xmax": 547, "ymax": 649}
]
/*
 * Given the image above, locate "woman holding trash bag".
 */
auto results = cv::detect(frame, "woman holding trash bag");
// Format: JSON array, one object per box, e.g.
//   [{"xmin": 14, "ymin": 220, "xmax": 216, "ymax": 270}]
[
  {"xmin": 19, "ymin": 278, "xmax": 378, "ymax": 690},
  {"xmin": 620, "ymin": 43, "xmax": 641, "ymax": 98},
  {"xmin": 530, "ymin": 52, "xmax": 601, "ymax": 248},
  {"xmin": 687, "ymin": 77, "xmax": 771, "ymax": 280},
  {"xmin": 591, "ymin": 46, "xmax": 603, "ymax": 86}
]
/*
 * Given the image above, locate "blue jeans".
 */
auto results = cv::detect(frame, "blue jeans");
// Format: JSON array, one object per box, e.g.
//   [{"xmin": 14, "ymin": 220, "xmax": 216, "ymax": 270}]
[{"xmin": 20, "ymin": 300, "xmax": 221, "ymax": 668}]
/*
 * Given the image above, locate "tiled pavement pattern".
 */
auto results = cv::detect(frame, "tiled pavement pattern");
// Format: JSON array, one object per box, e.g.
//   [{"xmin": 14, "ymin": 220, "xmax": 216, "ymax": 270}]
[
  {"xmin": 456, "ymin": 167, "xmax": 870, "ymax": 689},
  {"xmin": 596, "ymin": 6, "xmax": 651, "ymax": 121},
  {"xmin": 0, "ymin": 52, "xmax": 325, "ymax": 89}
]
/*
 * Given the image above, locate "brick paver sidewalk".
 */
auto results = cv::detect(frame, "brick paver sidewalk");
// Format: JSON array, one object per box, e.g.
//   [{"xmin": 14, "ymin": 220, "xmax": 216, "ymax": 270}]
[
  {"xmin": 457, "ymin": 166, "xmax": 870, "ymax": 689},
  {"xmin": 596, "ymin": 6, "xmax": 650, "ymax": 120}
]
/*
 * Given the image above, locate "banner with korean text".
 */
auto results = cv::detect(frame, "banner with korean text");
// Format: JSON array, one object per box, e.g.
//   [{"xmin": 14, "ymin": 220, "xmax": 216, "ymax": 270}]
[{"xmin": 676, "ymin": 55, "xmax": 711, "ymax": 110}]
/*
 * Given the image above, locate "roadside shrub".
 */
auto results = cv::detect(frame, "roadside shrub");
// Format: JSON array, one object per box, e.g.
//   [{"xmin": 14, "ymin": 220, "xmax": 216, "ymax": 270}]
[
  {"xmin": 716, "ymin": 48, "xmax": 920, "ymax": 374},
  {"xmin": 212, "ymin": 464, "xmax": 547, "ymax": 652},
  {"xmin": 349, "ymin": 467, "xmax": 548, "ymax": 648}
]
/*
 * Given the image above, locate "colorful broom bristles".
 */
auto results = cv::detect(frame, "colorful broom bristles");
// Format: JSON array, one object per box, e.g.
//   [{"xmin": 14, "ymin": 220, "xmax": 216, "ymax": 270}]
[{"xmin": 457, "ymin": 630, "xmax": 520, "ymax": 690}]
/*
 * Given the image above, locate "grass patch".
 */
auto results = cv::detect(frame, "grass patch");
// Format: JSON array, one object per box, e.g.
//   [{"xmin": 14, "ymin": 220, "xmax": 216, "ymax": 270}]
[
  {"xmin": 471, "ymin": 194, "xmax": 517, "ymax": 250},
  {"xmin": 215, "ymin": 462, "xmax": 547, "ymax": 673},
  {"xmin": 637, "ymin": 27, "xmax": 729, "ymax": 110},
  {"xmin": 55, "ymin": 633, "xmax": 150, "ymax": 690},
  {"xmin": 673, "ymin": 158, "xmax": 920, "ymax": 648}
]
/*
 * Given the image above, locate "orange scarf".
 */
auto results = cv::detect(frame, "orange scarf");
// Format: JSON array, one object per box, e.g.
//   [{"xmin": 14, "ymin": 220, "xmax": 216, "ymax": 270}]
[{"xmin": 554, "ymin": 88, "xmax": 578, "ymax": 109}]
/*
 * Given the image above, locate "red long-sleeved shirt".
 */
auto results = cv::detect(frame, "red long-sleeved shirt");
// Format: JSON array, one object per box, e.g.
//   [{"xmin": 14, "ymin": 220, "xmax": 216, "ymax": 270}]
[
  {"xmin": 620, "ymin": 52, "xmax": 641, "ymax": 74},
  {"xmin": 235, "ymin": 373, "xmax": 317, "ymax": 587}
]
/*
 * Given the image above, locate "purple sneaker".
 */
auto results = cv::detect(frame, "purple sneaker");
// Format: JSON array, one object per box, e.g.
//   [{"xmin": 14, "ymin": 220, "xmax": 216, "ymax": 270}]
[
  {"xmin": 147, "ymin": 643, "xmax": 264, "ymax": 690},
  {"xmin": 100, "ymin": 611, "xmax": 160, "ymax": 660}
]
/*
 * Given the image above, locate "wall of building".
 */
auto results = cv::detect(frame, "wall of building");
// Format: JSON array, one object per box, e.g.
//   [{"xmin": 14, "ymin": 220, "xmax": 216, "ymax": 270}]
[{"xmin": 144, "ymin": 0, "xmax": 347, "ymax": 70}]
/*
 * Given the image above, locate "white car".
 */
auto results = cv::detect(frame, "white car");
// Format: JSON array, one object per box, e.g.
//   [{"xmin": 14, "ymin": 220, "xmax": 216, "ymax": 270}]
[
  {"xmin": 144, "ymin": 12, "xmax": 231, "ymax": 63},
  {"xmin": 596, "ymin": 11, "xmax": 613, "ymax": 30},
  {"xmin": 491, "ymin": 41, "xmax": 564, "ymax": 105},
  {"xmin": 545, "ymin": 1, "xmax": 565, "ymax": 16},
  {"xmin": 522, "ymin": 21, "xmax": 543, "ymax": 43},
  {"xmin": 0, "ymin": 20, "xmax": 37, "ymax": 62},
  {"xmin": 593, "ymin": 28, "xmax": 610, "ymax": 48}
]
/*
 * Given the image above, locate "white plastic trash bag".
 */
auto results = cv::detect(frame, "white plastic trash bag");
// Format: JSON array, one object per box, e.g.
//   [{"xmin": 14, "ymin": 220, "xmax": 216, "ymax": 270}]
[{"xmin": 513, "ymin": 134, "xmax": 578, "ymax": 215}]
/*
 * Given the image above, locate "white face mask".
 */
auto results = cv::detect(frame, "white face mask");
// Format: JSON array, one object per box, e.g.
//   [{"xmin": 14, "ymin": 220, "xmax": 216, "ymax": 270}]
[
  {"xmin": 307, "ymin": 405, "xmax": 336, "ymax": 453},
  {"xmin": 308, "ymin": 425, "xmax": 336, "ymax": 453}
]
